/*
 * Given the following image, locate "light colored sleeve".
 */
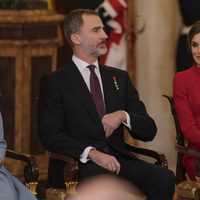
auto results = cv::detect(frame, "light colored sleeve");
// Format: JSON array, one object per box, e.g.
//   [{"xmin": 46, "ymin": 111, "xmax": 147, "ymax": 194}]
[
  {"xmin": 80, "ymin": 146, "xmax": 95, "ymax": 163},
  {"xmin": 0, "ymin": 112, "xmax": 7, "ymax": 159}
]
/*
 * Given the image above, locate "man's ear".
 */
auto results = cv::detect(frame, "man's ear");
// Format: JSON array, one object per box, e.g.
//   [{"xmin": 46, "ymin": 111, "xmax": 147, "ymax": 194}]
[{"xmin": 71, "ymin": 34, "xmax": 81, "ymax": 45}]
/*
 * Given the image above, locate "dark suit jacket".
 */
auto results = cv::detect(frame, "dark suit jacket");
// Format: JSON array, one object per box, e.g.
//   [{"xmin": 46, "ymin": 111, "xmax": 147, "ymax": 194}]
[{"xmin": 38, "ymin": 60, "xmax": 157, "ymax": 187}]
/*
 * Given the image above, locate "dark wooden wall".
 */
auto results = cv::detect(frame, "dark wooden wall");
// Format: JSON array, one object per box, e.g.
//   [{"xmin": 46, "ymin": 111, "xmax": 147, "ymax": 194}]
[{"xmin": 53, "ymin": 1, "xmax": 79, "ymax": 68}]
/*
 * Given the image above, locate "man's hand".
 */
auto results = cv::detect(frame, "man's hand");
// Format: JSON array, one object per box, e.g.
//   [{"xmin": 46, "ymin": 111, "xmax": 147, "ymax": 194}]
[
  {"xmin": 88, "ymin": 149, "xmax": 120, "ymax": 174},
  {"xmin": 0, "ymin": 158, "xmax": 3, "ymax": 166},
  {"xmin": 101, "ymin": 110, "xmax": 126, "ymax": 138}
]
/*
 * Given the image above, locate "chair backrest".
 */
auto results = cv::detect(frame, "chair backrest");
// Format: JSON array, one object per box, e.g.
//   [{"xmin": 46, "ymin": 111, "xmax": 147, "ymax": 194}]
[
  {"xmin": 163, "ymin": 95, "xmax": 187, "ymax": 184},
  {"xmin": 163, "ymin": 95, "xmax": 185, "ymax": 147}
]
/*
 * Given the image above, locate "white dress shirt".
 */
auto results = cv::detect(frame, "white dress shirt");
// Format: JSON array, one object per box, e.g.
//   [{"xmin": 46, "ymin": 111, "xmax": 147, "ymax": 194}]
[{"xmin": 72, "ymin": 55, "xmax": 131, "ymax": 163}]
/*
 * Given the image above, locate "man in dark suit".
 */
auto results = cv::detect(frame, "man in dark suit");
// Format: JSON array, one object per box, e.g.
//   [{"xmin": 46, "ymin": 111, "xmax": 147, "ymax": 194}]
[{"xmin": 38, "ymin": 9, "xmax": 175, "ymax": 200}]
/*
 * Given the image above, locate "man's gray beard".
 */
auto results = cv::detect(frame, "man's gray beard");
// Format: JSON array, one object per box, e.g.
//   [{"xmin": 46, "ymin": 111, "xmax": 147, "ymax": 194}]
[{"xmin": 93, "ymin": 47, "xmax": 107, "ymax": 57}]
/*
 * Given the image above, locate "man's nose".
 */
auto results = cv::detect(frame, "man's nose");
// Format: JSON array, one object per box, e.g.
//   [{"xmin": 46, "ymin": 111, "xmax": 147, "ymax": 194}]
[{"xmin": 101, "ymin": 30, "xmax": 108, "ymax": 39}]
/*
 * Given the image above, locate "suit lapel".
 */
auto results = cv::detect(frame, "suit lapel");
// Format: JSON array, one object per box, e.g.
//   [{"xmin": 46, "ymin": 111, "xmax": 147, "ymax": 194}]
[
  {"xmin": 100, "ymin": 65, "xmax": 118, "ymax": 113},
  {"xmin": 63, "ymin": 61, "xmax": 102, "ymax": 126}
]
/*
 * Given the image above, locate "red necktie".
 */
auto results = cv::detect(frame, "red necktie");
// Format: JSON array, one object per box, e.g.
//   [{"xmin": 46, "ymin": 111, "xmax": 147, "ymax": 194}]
[{"xmin": 88, "ymin": 65, "xmax": 105, "ymax": 118}]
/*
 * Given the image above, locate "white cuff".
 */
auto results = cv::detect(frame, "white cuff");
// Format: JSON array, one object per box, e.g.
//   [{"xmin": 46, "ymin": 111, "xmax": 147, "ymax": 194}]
[
  {"xmin": 122, "ymin": 111, "xmax": 131, "ymax": 130},
  {"xmin": 80, "ymin": 146, "xmax": 94, "ymax": 163}
]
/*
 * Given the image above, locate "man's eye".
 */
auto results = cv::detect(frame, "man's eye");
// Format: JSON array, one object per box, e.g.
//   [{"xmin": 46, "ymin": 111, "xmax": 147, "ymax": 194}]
[{"xmin": 93, "ymin": 28, "xmax": 99, "ymax": 32}]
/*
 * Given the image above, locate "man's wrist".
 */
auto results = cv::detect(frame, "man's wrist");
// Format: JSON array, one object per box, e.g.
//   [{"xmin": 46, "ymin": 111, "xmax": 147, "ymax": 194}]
[
  {"xmin": 88, "ymin": 148, "xmax": 97, "ymax": 159},
  {"xmin": 120, "ymin": 111, "xmax": 127, "ymax": 123}
]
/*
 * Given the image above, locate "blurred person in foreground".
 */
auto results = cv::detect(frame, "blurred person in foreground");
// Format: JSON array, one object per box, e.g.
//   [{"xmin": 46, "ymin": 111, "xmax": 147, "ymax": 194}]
[
  {"xmin": 173, "ymin": 20, "xmax": 200, "ymax": 180},
  {"xmin": 38, "ymin": 9, "xmax": 175, "ymax": 200},
  {"xmin": 65, "ymin": 175, "xmax": 146, "ymax": 200}
]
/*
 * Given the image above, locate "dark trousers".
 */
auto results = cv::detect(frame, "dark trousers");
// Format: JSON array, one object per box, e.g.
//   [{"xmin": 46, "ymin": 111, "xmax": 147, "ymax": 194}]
[{"xmin": 79, "ymin": 157, "xmax": 175, "ymax": 200}]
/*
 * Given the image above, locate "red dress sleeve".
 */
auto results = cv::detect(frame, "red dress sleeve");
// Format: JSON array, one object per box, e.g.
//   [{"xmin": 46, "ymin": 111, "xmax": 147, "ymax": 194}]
[{"xmin": 173, "ymin": 72, "xmax": 200, "ymax": 149}]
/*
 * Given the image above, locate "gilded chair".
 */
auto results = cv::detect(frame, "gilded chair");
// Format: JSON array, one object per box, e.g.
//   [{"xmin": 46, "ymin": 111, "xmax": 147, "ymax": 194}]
[
  {"xmin": 163, "ymin": 95, "xmax": 200, "ymax": 200},
  {"xmin": 45, "ymin": 143, "xmax": 168, "ymax": 200},
  {"xmin": 31, "ymin": 96, "xmax": 78, "ymax": 200},
  {"xmin": 5, "ymin": 149, "xmax": 39, "ymax": 196},
  {"xmin": 0, "ymin": 99, "xmax": 169, "ymax": 200},
  {"xmin": 45, "ymin": 151, "xmax": 79, "ymax": 200}
]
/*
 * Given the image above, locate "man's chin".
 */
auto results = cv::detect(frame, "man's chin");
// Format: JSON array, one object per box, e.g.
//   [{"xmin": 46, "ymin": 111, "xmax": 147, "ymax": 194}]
[{"xmin": 98, "ymin": 48, "xmax": 107, "ymax": 56}]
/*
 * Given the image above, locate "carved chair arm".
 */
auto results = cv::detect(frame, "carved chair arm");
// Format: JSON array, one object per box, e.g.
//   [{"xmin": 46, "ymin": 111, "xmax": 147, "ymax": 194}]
[
  {"xmin": 46, "ymin": 151, "xmax": 79, "ymax": 196},
  {"xmin": 46, "ymin": 151, "xmax": 77, "ymax": 163},
  {"xmin": 46, "ymin": 151, "xmax": 79, "ymax": 182},
  {"xmin": 125, "ymin": 143, "xmax": 168, "ymax": 168},
  {"xmin": 6, "ymin": 149, "xmax": 39, "ymax": 195}
]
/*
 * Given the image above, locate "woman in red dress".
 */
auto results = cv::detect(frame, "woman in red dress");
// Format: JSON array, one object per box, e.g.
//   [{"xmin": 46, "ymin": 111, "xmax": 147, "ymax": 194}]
[{"xmin": 173, "ymin": 20, "xmax": 200, "ymax": 180}]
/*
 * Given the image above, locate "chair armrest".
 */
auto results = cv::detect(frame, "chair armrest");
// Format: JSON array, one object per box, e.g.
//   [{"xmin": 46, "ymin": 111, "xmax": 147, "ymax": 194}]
[
  {"xmin": 6, "ymin": 149, "xmax": 39, "ymax": 183},
  {"xmin": 176, "ymin": 144, "xmax": 200, "ymax": 159},
  {"xmin": 46, "ymin": 151, "xmax": 79, "ymax": 183},
  {"xmin": 125, "ymin": 143, "xmax": 168, "ymax": 168},
  {"xmin": 46, "ymin": 151, "xmax": 77, "ymax": 163},
  {"xmin": 46, "ymin": 151, "xmax": 79, "ymax": 196},
  {"xmin": 5, "ymin": 149, "xmax": 39, "ymax": 195}
]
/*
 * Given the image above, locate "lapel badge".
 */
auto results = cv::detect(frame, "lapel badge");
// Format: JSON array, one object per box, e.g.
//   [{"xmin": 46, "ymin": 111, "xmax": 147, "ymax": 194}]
[{"xmin": 112, "ymin": 76, "xmax": 119, "ymax": 90}]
